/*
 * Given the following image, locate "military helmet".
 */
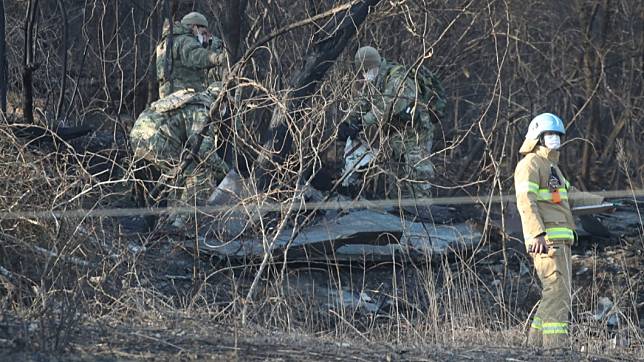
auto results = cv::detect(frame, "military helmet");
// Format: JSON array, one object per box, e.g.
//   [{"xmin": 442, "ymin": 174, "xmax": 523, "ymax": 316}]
[
  {"xmin": 181, "ymin": 12, "xmax": 208, "ymax": 28},
  {"xmin": 354, "ymin": 46, "xmax": 381, "ymax": 71},
  {"xmin": 525, "ymin": 113, "xmax": 565, "ymax": 140}
]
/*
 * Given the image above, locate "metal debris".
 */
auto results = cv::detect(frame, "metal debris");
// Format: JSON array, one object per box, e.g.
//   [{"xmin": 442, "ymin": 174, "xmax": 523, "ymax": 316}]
[
  {"xmin": 196, "ymin": 209, "xmax": 482, "ymax": 262},
  {"xmin": 575, "ymin": 266, "xmax": 589, "ymax": 276},
  {"xmin": 594, "ymin": 297, "xmax": 620, "ymax": 327}
]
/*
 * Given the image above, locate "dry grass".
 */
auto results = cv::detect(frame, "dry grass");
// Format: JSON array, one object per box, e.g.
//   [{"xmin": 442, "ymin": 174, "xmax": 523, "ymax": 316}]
[{"xmin": 0, "ymin": 124, "xmax": 640, "ymax": 357}]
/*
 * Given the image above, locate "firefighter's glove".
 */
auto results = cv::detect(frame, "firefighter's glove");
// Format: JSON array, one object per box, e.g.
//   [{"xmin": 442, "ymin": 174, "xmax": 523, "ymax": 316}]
[{"xmin": 529, "ymin": 234, "xmax": 548, "ymax": 254}]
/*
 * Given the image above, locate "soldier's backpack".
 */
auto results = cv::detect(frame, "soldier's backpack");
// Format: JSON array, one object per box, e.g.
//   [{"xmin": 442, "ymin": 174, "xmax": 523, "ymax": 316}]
[
  {"xmin": 385, "ymin": 63, "xmax": 446, "ymax": 123},
  {"xmin": 150, "ymin": 87, "xmax": 216, "ymax": 113}
]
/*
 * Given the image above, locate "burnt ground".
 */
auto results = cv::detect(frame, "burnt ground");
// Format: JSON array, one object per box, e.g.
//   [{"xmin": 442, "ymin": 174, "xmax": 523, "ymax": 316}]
[
  {"xmin": 0, "ymin": 183, "xmax": 641, "ymax": 361},
  {"xmin": 0, "ymin": 313, "xmax": 639, "ymax": 361}
]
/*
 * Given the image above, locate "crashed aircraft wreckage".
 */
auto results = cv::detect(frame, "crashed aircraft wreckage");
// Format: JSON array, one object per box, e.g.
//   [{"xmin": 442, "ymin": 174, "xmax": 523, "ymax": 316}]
[
  {"xmin": 141, "ymin": 0, "xmax": 621, "ymax": 265},
  {"xmin": 179, "ymin": 169, "xmax": 626, "ymax": 263},
  {"xmin": 197, "ymin": 208, "xmax": 482, "ymax": 262}
]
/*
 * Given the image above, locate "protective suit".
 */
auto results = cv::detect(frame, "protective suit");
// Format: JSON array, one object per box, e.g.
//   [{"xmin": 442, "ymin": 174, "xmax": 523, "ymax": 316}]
[
  {"xmin": 130, "ymin": 84, "xmax": 229, "ymax": 227},
  {"xmin": 514, "ymin": 113, "xmax": 603, "ymax": 348},
  {"xmin": 348, "ymin": 46, "xmax": 446, "ymax": 199}
]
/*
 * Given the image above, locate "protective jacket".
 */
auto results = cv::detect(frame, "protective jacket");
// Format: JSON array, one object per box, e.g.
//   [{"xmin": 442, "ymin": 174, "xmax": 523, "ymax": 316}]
[
  {"xmin": 156, "ymin": 22, "xmax": 223, "ymax": 97},
  {"xmin": 358, "ymin": 61, "xmax": 445, "ymax": 131},
  {"xmin": 514, "ymin": 139, "xmax": 603, "ymax": 244},
  {"xmin": 130, "ymin": 84, "xmax": 222, "ymax": 163},
  {"xmin": 345, "ymin": 60, "xmax": 445, "ymax": 198}
]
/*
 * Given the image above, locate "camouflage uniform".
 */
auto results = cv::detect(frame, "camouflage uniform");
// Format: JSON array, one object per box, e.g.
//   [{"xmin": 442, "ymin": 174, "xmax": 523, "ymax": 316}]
[
  {"xmin": 354, "ymin": 60, "xmax": 445, "ymax": 198},
  {"xmin": 130, "ymin": 85, "xmax": 229, "ymax": 221},
  {"xmin": 156, "ymin": 22, "xmax": 225, "ymax": 98}
]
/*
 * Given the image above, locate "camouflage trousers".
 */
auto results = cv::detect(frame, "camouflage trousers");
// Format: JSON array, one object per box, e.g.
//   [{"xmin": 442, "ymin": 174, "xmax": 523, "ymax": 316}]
[
  {"xmin": 384, "ymin": 126, "xmax": 434, "ymax": 199},
  {"xmin": 130, "ymin": 106, "xmax": 229, "ymax": 223},
  {"xmin": 332, "ymin": 125, "xmax": 434, "ymax": 201},
  {"xmin": 528, "ymin": 240, "xmax": 572, "ymax": 349}
]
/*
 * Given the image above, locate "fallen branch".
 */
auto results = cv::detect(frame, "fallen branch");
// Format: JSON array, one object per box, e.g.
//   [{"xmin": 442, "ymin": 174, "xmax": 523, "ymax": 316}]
[
  {"xmin": 31, "ymin": 245, "xmax": 94, "ymax": 268},
  {"xmin": 0, "ymin": 231, "xmax": 94, "ymax": 268}
]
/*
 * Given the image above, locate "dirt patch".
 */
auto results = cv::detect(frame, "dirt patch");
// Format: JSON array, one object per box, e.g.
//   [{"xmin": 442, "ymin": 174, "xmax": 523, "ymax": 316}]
[{"xmin": 0, "ymin": 317, "xmax": 632, "ymax": 361}]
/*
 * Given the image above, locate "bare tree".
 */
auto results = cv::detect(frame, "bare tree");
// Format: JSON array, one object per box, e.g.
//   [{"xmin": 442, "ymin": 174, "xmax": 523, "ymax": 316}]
[
  {"xmin": 22, "ymin": 0, "xmax": 39, "ymax": 124},
  {"xmin": 0, "ymin": 0, "xmax": 6, "ymax": 114},
  {"xmin": 54, "ymin": 0, "xmax": 68, "ymax": 122}
]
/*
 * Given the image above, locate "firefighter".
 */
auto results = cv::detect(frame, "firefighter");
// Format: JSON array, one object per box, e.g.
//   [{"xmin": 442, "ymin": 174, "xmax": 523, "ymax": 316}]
[{"xmin": 514, "ymin": 113, "xmax": 604, "ymax": 348}]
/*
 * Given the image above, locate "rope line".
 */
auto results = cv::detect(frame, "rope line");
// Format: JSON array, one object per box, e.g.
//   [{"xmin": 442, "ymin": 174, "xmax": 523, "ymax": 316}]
[{"xmin": 0, "ymin": 189, "xmax": 641, "ymax": 220}]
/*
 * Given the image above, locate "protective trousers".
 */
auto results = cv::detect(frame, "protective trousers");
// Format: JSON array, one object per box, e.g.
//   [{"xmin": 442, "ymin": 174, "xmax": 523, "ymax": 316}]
[
  {"xmin": 528, "ymin": 240, "xmax": 572, "ymax": 348},
  {"xmin": 388, "ymin": 127, "xmax": 434, "ymax": 198}
]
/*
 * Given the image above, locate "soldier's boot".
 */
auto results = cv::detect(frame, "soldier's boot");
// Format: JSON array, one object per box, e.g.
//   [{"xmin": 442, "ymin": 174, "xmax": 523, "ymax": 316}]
[
  {"xmin": 170, "ymin": 174, "xmax": 202, "ymax": 231},
  {"xmin": 130, "ymin": 159, "xmax": 163, "ymax": 231}
]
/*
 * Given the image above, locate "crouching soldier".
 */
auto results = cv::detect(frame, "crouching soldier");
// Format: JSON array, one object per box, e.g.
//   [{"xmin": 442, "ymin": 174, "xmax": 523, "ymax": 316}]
[
  {"xmin": 340, "ymin": 46, "xmax": 446, "ymax": 201},
  {"xmin": 514, "ymin": 113, "xmax": 606, "ymax": 348},
  {"xmin": 130, "ymin": 83, "xmax": 229, "ymax": 229}
]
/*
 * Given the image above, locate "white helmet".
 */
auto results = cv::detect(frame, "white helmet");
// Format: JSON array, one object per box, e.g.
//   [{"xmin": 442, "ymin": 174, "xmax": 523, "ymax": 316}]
[{"xmin": 525, "ymin": 113, "xmax": 565, "ymax": 140}]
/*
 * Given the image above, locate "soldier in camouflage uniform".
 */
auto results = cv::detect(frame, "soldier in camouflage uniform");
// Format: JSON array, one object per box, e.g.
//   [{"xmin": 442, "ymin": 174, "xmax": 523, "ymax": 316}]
[
  {"xmin": 342, "ymin": 46, "xmax": 446, "ymax": 199},
  {"xmin": 157, "ymin": 12, "xmax": 226, "ymax": 98},
  {"xmin": 130, "ymin": 83, "xmax": 229, "ymax": 228}
]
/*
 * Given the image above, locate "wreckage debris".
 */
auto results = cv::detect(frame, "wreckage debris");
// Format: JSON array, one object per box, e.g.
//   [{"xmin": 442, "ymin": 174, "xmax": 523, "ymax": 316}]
[{"xmin": 195, "ymin": 209, "xmax": 482, "ymax": 262}]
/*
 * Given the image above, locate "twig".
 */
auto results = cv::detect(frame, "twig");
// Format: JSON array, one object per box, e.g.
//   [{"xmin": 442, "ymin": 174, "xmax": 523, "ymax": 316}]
[
  {"xmin": 31, "ymin": 245, "xmax": 94, "ymax": 268},
  {"xmin": 328, "ymin": 309, "xmax": 371, "ymax": 343}
]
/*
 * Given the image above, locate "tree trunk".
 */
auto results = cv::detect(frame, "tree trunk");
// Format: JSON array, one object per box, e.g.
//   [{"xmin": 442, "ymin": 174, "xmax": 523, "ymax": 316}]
[
  {"xmin": 220, "ymin": 0, "xmax": 249, "ymax": 64},
  {"xmin": 580, "ymin": 0, "xmax": 610, "ymax": 184},
  {"xmin": 55, "ymin": 0, "xmax": 68, "ymax": 122},
  {"xmin": 0, "ymin": 0, "xmax": 7, "ymax": 114},
  {"xmin": 146, "ymin": 2, "xmax": 160, "ymax": 105},
  {"xmin": 22, "ymin": 0, "xmax": 39, "ymax": 124}
]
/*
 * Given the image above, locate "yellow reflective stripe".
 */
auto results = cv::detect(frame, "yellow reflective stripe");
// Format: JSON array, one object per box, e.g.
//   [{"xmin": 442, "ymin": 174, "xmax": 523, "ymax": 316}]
[
  {"xmin": 531, "ymin": 317, "xmax": 543, "ymax": 330},
  {"xmin": 546, "ymin": 227, "xmax": 574, "ymax": 240},
  {"xmin": 538, "ymin": 189, "xmax": 551, "ymax": 200},
  {"xmin": 537, "ymin": 188, "xmax": 569, "ymax": 201},
  {"xmin": 517, "ymin": 181, "xmax": 539, "ymax": 194},
  {"xmin": 543, "ymin": 322, "xmax": 567, "ymax": 327},
  {"xmin": 542, "ymin": 322, "xmax": 568, "ymax": 335}
]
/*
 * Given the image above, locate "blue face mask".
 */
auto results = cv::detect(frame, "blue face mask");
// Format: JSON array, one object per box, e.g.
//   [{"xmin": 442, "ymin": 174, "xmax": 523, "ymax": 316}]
[{"xmin": 543, "ymin": 134, "xmax": 561, "ymax": 150}]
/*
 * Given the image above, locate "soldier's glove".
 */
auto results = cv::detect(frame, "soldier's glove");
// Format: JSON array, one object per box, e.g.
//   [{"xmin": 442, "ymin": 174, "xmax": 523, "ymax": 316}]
[
  {"xmin": 209, "ymin": 52, "xmax": 226, "ymax": 65},
  {"xmin": 337, "ymin": 121, "xmax": 361, "ymax": 140}
]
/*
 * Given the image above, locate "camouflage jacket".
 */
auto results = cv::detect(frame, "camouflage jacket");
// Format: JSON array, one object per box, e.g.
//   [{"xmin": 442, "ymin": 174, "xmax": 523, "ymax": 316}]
[
  {"xmin": 156, "ymin": 22, "xmax": 224, "ymax": 97},
  {"xmin": 356, "ymin": 60, "xmax": 445, "ymax": 131},
  {"xmin": 130, "ymin": 84, "xmax": 223, "ymax": 165}
]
